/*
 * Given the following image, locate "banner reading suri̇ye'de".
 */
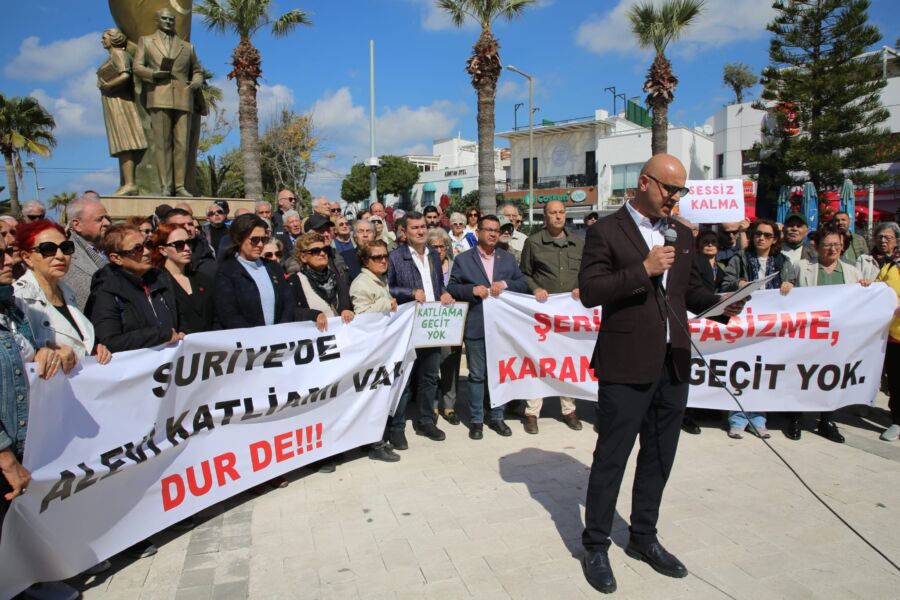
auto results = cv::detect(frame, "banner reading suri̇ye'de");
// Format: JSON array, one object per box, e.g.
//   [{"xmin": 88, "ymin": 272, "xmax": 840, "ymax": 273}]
[
  {"xmin": 483, "ymin": 285, "xmax": 896, "ymax": 409},
  {"xmin": 0, "ymin": 308, "xmax": 416, "ymax": 599}
]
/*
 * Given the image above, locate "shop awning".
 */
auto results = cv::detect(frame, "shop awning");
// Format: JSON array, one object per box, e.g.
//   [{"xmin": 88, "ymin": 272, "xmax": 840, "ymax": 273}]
[
  {"xmin": 449, "ymin": 179, "xmax": 464, "ymax": 189},
  {"xmin": 423, "ymin": 182, "xmax": 437, "ymax": 192}
]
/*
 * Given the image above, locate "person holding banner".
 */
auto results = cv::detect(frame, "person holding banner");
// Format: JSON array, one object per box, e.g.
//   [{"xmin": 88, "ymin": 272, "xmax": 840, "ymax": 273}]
[
  {"xmin": 448, "ymin": 215, "xmax": 529, "ymax": 440},
  {"xmin": 519, "ymin": 200, "xmax": 584, "ymax": 434},
  {"xmin": 577, "ymin": 154, "xmax": 746, "ymax": 594},
  {"xmin": 387, "ymin": 212, "xmax": 454, "ymax": 447},
  {"xmin": 867, "ymin": 223, "xmax": 900, "ymax": 442},
  {"xmin": 287, "ymin": 232, "xmax": 354, "ymax": 331},
  {"xmin": 782, "ymin": 223, "xmax": 869, "ymax": 444}
]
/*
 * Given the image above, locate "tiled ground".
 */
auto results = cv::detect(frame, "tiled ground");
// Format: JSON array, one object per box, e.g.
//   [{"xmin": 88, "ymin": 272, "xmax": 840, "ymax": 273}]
[{"xmin": 72, "ymin": 394, "xmax": 900, "ymax": 599}]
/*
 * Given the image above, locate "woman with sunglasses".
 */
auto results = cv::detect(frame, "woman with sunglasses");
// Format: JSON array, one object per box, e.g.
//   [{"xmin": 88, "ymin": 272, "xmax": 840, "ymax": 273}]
[
  {"xmin": 214, "ymin": 214, "xmax": 295, "ymax": 329},
  {"xmin": 448, "ymin": 212, "xmax": 476, "ymax": 257},
  {"xmin": 287, "ymin": 232, "xmax": 354, "ymax": 331},
  {"xmin": 694, "ymin": 230, "xmax": 726, "ymax": 293},
  {"xmin": 465, "ymin": 207, "xmax": 482, "ymax": 234},
  {"xmin": 126, "ymin": 216, "xmax": 154, "ymax": 241},
  {"xmin": 86, "ymin": 223, "xmax": 183, "ymax": 353},
  {"xmin": 152, "ymin": 224, "xmax": 215, "ymax": 334},
  {"xmin": 13, "ymin": 219, "xmax": 112, "ymax": 364},
  {"xmin": 261, "ymin": 239, "xmax": 284, "ymax": 264}
]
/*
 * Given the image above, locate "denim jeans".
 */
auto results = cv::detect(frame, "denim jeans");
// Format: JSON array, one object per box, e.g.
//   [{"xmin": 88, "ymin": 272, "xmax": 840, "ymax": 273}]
[
  {"xmin": 392, "ymin": 347, "xmax": 442, "ymax": 430},
  {"xmin": 465, "ymin": 338, "xmax": 504, "ymax": 424},
  {"xmin": 728, "ymin": 410, "xmax": 766, "ymax": 431}
]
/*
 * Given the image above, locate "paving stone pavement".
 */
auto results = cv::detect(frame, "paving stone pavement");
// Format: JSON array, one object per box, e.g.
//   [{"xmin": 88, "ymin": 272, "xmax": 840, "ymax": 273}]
[{"xmin": 69, "ymin": 394, "xmax": 900, "ymax": 600}]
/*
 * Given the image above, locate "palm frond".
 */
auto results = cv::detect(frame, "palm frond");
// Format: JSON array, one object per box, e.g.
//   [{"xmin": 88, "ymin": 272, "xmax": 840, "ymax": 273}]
[
  {"xmin": 436, "ymin": 0, "xmax": 469, "ymax": 28},
  {"xmin": 492, "ymin": 0, "xmax": 537, "ymax": 25},
  {"xmin": 195, "ymin": 0, "xmax": 231, "ymax": 33},
  {"xmin": 628, "ymin": 0, "xmax": 705, "ymax": 53},
  {"xmin": 271, "ymin": 9, "xmax": 313, "ymax": 38}
]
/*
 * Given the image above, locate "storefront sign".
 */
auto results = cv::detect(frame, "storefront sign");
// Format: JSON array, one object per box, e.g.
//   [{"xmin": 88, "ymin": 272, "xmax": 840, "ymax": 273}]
[{"xmin": 504, "ymin": 186, "xmax": 597, "ymax": 208}]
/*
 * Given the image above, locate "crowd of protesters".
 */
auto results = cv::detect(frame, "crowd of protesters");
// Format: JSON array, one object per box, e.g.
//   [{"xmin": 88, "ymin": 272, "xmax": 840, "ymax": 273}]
[{"xmin": 1, "ymin": 188, "xmax": 899, "ymax": 598}]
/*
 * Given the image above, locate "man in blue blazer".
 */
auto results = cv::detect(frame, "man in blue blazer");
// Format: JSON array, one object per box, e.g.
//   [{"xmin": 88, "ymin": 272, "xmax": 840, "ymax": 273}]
[
  {"xmin": 448, "ymin": 214, "xmax": 529, "ymax": 439},
  {"xmin": 387, "ymin": 212, "xmax": 454, "ymax": 449}
]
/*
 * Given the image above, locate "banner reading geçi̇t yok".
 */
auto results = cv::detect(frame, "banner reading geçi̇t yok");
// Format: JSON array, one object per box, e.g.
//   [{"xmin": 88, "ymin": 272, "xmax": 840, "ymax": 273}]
[
  {"xmin": 484, "ymin": 285, "xmax": 897, "ymax": 410},
  {"xmin": 0, "ymin": 308, "xmax": 417, "ymax": 598}
]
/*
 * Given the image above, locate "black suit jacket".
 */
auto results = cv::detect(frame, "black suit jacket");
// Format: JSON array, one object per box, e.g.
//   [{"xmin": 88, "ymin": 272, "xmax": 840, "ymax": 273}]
[
  {"xmin": 693, "ymin": 254, "xmax": 725, "ymax": 294},
  {"xmin": 213, "ymin": 257, "xmax": 294, "ymax": 329},
  {"xmin": 578, "ymin": 206, "xmax": 719, "ymax": 385}
]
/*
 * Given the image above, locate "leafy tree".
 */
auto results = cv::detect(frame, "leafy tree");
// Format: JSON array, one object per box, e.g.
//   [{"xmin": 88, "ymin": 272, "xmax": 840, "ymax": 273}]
[
  {"xmin": 48, "ymin": 191, "xmax": 76, "ymax": 224},
  {"xmin": 760, "ymin": 0, "xmax": 891, "ymax": 191},
  {"xmin": 0, "ymin": 95, "xmax": 56, "ymax": 216},
  {"xmin": 627, "ymin": 0, "xmax": 705, "ymax": 155},
  {"xmin": 722, "ymin": 63, "xmax": 758, "ymax": 104},
  {"xmin": 341, "ymin": 155, "xmax": 421, "ymax": 204},
  {"xmin": 195, "ymin": 0, "xmax": 312, "ymax": 201},
  {"xmin": 260, "ymin": 109, "xmax": 318, "ymax": 196},
  {"xmin": 436, "ymin": 0, "xmax": 537, "ymax": 214}
]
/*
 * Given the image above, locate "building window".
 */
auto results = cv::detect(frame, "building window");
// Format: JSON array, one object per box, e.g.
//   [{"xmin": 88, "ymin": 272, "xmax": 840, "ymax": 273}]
[
  {"xmin": 611, "ymin": 163, "xmax": 643, "ymax": 200},
  {"xmin": 423, "ymin": 191, "xmax": 435, "ymax": 206},
  {"xmin": 522, "ymin": 157, "xmax": 538, "ymax": 187},
  {"xmin": 585, "ymin": 151, "xmax": 597, "ymax": 185},
  {"xmin": 716, "ymin": 153, "xmax": 724, "ymax": 178}
]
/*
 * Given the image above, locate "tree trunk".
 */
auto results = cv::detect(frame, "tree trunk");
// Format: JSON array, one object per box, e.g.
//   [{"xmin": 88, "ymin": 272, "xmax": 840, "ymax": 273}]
[
  {"xmin": 477, "ymin": 84, "xmax": 497, "ymax": 215},
  {"xmin": 236, "ymin": 72, "xmax": 263, "ymax": 201},
  {"xmin": 3, "ymin": 153, "xmax": 20, "ymax": 216},
  {"xmin": 650, "ymin": 99, "xmax": 668, "ymax": 156}
]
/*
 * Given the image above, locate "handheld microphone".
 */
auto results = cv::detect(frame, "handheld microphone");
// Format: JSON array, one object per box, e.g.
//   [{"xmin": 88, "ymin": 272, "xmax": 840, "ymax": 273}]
[{"xmin": 663, "ymin": 221, "xmax": 678, "ymax": 247}]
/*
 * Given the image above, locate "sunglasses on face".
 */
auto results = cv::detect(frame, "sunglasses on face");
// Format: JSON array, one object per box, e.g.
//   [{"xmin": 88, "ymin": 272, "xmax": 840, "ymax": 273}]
[
  {"xmin": 451, "ymin": 222, "xmax": 465, "ymax": 227},
  {"xmin": 330, "ymin": 208, "xmax": 341, "ymax": 214},
  {"xmin": 247, "ymin": 235, "xmax": 270, "ymax": 246},
  {"xmin": 117, "ymin": 240, "xmax": 153, "ymax": 258},
  {"xmin": 645, "ymin": 174, "xmax": 691, "ymax": 198},
  {"xmin": 263, "ymin": 251, "xmax": 283, "ymax": 260},
  {"xmin": 370, "ymin": 219, "xmax": 383, "ymax": 225},
  {"xmin": 161, "ymin": 239, "xmax": 190, "ymax": 252},
  {"xmin": 31, "ymin": 240, "xmax": 76, "ymax": 258},
  {"xmin": 702, "ymin": 240, "xmax": 718, "ymax": 246},
  {"xmin": 430, "ymin": 244, "xmax": 446, "ymax": 249},
  {"xmin": 207, "ymin": 210, "xmax": 224, "ymax": 217},
  {"xmin": 753, "ymin": 231, "xmax": 775, "ymax": 239},
  {"xmin": 1, "ymin": 247, "xmax": 14, "ymax": 258},
  {"xmin": 368, "ymin": 254, "xmax": 388, "ymax": 262},
  {"xmin": 139, "ymin": 227, "xmax": 153, "ymax": 235},
  {"xmin": 24, "ymin": 214, "xmax": 46, "ymax": 221},
  {"xmin": 303, "ymin": 247, "xmax": 327, "ymax": 256}
]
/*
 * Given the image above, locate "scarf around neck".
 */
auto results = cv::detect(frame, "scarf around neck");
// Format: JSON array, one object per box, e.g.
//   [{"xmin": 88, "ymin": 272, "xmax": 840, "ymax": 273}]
[{"xmin": 301, "ymin": 265, "xmax": 338, "ymax": 307}]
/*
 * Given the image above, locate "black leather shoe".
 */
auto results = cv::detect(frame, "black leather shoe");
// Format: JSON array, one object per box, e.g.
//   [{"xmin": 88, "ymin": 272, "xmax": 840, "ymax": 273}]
[
  {"xmin": 369, "ymin": 443, "xmax": 401, "ymax": 462},
  {"xmin": 817, "ymin": 420, "xmax": 845, "ymax": 444},
  {"xmin": 681, "ymin": 417, "xmax": 701, "ymax": 435},
  {"xmin": 390, "ymin": 430, "xmax": 408, "ymax": 450},
  {"xmin": 488, "ymin": 419, "xmax": 512, "ymax": 437},
  {"xmin": 416, "ymin": 421, "xmax": 446, "ymax": 441},
  {"xmin": 625, "ymin": 541, "xmax": 688, "ymax": 578},
  {"xmin": 469, "ymin": 423, "xmax": 484, "ymax": 440},
  {"xmin": 316, "ymin": 459, "xmax": 337, "ymax": 474},
  {"xmin": 785, "ymin": 418, "xmax": 802, "ymax": 440},
  {"xmin": 441, "ymin": 411, "xmax": 460, "ymax": 426},
  {"xmin": 581, "ymin": 549, "xmax": 616, "ymax": 594}
]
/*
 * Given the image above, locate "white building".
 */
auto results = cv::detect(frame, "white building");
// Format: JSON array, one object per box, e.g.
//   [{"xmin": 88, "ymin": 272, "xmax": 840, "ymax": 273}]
[
  {"xmin": 405, "ymin": 137, "xmax": 508, "ymax": 209},
  {"xmin": 497, "ymin": 108, "xmax": 714, "ymax": 220}
]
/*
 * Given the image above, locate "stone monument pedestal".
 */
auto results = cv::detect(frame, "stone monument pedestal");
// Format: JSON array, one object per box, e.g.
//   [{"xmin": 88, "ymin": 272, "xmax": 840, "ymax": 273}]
[{"xmin": 100, "ymin": 196, "xmax": 257, "ymax": 222}]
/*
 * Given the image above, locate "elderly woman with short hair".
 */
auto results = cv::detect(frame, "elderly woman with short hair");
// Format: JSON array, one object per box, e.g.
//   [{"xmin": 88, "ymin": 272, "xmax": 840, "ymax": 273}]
[
  {"xmin": 448, "ymin": 212, "xmax": 476, "ymax": 257},
  {"xmin": 426, "ymin": 227, "xmax": 453, "ymax": 286}
]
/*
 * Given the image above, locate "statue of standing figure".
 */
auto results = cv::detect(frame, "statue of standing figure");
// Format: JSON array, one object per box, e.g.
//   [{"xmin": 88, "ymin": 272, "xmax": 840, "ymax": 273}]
[
  {"xmin": 133, "ymin": 8, "xmax": 204, "ymax": 197},
  {"xmin": 98, "ymin": 28, "xmax": 147, "ymax": 196}
]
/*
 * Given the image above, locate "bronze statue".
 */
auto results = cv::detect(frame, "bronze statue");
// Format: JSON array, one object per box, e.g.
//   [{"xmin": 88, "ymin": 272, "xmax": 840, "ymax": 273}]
[
  {"xmin": 98, "ymin": 28, "xmax": 148, "ymax": 196},
  {"xmin": 133, "ymin": 8, "xmax": 203, "ymax": 197},
  {"xmin": 108, "ymin": 0, "xmax": 192, "ymax": 45}
]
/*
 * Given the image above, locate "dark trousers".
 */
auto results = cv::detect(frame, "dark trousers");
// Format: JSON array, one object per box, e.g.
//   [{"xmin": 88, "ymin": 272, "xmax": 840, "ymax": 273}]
[
  {"xmin": 887, "ymin": 342, "xmax": 900, "ymax": 425},
  {"xmin": 583, "ymin": 356, "xmax": 687, "ymax": 552},
  {"xmin": 392, "ymin": 347, "xmax": 442, "ymax": 430}
]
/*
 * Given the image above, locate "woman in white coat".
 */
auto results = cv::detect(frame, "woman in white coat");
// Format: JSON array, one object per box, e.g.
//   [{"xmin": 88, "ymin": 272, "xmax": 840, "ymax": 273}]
[{"xmin": 14, "ymin": 220, "xmax": 111, "ymax": 363}]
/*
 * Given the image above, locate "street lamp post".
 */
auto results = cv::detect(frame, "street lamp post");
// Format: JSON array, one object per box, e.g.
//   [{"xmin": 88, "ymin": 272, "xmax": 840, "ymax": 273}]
[
  {"xmin": 25, "ymin": 160, "xmax": 44, "ymax": 204},
  {"xmin": 506, "ymin": 65, "xmax": 534, "ymax": 227}
]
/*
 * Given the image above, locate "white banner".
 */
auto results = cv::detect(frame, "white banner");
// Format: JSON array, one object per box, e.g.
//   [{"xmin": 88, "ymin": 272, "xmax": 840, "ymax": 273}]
[
  {"xmin": 680, "ymin": 179, "xmax": 745, "ymax": 223},
  {"xmin": 0, "ymin": 308, "xmax": 416, "ymax": 598},
  {"xmin": 484, "ymin": 286, "xmax": 896, "ymax": 410}
]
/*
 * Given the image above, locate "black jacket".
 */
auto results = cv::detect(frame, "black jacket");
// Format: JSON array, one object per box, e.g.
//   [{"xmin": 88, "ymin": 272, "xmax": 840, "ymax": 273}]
[
  {"xmin": 693, "ymin": 254, "xmax": 726, "ymax": 294},
  {"xmin": 340, "ymin": 248, "xmax": 362, "ymax": 282},
  {"xmin": 85, "ymin": 264, "xmax": 178, "ymax": 352},
  {"xmin": 189, "ymin": 236, "xmax": 218, "ymax": 281},
  {"xmin": 164, "ymin": 270, "xmax": 216, "ymax": 334},
  {"xmin": 214, "ymin": 256, "xmax": 294, "ymax": 329},
  {"xmin": 286, "ymin": 268, "xmax": 353, "ymax": 323}
]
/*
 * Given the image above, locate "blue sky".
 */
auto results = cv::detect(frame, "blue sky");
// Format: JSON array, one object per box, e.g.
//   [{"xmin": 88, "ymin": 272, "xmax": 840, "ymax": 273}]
[{"xmin": 2, "ymin": 0, "xmax": 897, "ymax": 202}]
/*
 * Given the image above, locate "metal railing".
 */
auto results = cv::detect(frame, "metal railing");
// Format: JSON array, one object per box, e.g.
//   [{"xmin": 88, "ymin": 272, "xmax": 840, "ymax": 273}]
[
  {"xmin": 503, "ymin": 173, "xmax": 598, "ymax": 191},
  {"xmin": 511, "ymin": 115, "xmax": 595, "ymax": 131}
]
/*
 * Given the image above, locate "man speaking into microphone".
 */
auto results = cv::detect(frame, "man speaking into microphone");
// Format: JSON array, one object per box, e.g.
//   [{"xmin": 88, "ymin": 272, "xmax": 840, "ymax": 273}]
[{"xmin": 577, "ymin": 154, "xmax": 746, "ymax": 593}]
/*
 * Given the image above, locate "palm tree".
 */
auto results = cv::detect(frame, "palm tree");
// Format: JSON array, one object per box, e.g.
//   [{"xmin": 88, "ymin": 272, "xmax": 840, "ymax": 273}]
[
  {"xmin": 195, "ymin": 0, "xmax": 312, "ymax": 201},
  {"xmin": 628, "ymin": 0, "xmax": 705, "ymax": 155},
  {"xmin": 49, "ymin": 191, "xmax": 76, "ymax": 224},
  {"xmin": 0, "ymin": 95, "xmax": 56, "ymax": 216},
  {"xmin": 437, "ymin": 0, "xmax": 536, "ymax": 214}
]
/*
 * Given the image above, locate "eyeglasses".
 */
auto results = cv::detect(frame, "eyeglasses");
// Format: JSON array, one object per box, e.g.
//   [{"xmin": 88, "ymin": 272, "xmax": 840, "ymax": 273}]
[
  {"xmin": 722, "ymin": 230, "xmax": 740, "ymax": 237},
  {"xmin": 645, "ymin": 174, "xmax": 690, "ymax": 198},
  {"xmin": 283, "ymin": 197, "xmax": 296, "ymax": 202},
  {"xmin": 117, "ymin": 240, "xmax": 153, "ymax": 258},
  {"xmin": 451, "ymin": 222, "xmax": 465, "ymax": 227},
  {"xmin": 139, "ymin": 227, "xmax": 153, "ymax": 235},
  {"xmin": 247, "ymin": 236, "xmax": 270, "ymax": 246},
  {"xmin": 821, "ymin": 243, "xmax": 843, "ymax": 250},
  {"xmin": 24, "ymin": 213, "xmax": 46, "ymax": 221},
  {"xmin": 2, "ymin": 247, "xmax": 14, "ymax": 258},
  {"xmin": 160, "ymin": 239, "xmax": 190, "ymax": 252},
  {"xmin": 877, "ymin": 235, "xmax": 896, "ymax": 242},
  {"xmin": 430, "ymin": 244, "xmax": 446, "ymax": 249},
  {"xmin": 370, "ymin": 219, "xmax": 383, "ymax": 225},
  {"xmin": 302, "ymin": 247, "xmax": 328, "ymax": 256},
  {"xmin": 31, "ymin": 240, "xmax": 76, "ymax": 258},
  {"xmin": 479, "ymin": 227, "xmax": 500, "ymax": 234},
  {"xmin": 206, "ymin": 210, "xmax": 224, "ymax": 217},
  {"xmin": 753, "ymin": 231, "xmax": 775, "ymax": 239},
  {"xmin": 330, "ymin": 208, "xmax": 341, "ymax": 214},
  {"xmin": 467, "ymin": 212, "xmax": 479, "ymax": 217},
  {"xmin": 368, "ymin": 254, "xmax": 388, "ymax": 262},
  {"xmin": 263, "ymin": 251, "xmax": 283, "ymax": 260},
  {"xmin": 702, "ymin": 240, "xmax": 719, "ymax": 246}
]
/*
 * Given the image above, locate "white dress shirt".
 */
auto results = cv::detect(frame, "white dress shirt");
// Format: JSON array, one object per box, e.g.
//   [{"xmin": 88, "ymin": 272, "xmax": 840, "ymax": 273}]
[
  {"xmin": 626, "ymin": 200, "xmax": 670, "ymax": 342},
  {"xmin": 411, "ymin": 246, "xmax": 436, "ymax": 302}
]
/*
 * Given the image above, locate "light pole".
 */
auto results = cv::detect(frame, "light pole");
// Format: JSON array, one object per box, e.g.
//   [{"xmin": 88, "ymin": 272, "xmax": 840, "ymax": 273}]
[
  {"xmin": 514, "ymin": 102, "xmax": 524, "ymax": 130},
  {"xmin": 25, "ymin": 160, "xmax": 45, "ymax": 204},
  {"xmin": 366, "ymin": 39, "xmax": 380, "ymax": 209},
  {"xmin": 507, "ymin": 65, "xmax": 534, "ymax": 227}
]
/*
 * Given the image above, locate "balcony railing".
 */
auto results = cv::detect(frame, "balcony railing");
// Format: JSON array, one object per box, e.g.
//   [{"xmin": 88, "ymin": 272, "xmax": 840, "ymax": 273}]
[{"xmin": 502, "ymin": 173, "xmax": 598, "ymax": 191}]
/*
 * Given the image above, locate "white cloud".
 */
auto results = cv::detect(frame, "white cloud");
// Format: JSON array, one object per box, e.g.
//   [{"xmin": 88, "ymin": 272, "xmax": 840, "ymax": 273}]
[
  {"xmin": 215, "ymin": 78, "xmax": 295, "ymax": 125},
  {"xmin": 71, "ymin": 170, "xmax": 120, "ymax": 195},
  {"xmin": 4, "ymin": 32, "xmax": 105, "ymax": 81},
  {"xmin": 496, "ymin": 79, "xmax": 525, "ymax": 101},
  {"xmin": 408, "ymin": 0, "xmax": 553, "ymax": 31},
  {"xmin": 577, "ymin": 0, "xmax": 774, "ymax": 56},
  {"xmin": 30, "ymin": 69, "xmax": 105, "ymax": 137}
]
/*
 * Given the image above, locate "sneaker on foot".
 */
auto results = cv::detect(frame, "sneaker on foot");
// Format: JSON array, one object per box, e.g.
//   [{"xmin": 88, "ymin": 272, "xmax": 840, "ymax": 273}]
[
  {"xmin": 880, "ymin": 423, "xmax": 900, "ymax": 442},
  {"xmin": 727, "ymin": 427, "xmax": 744, "ymax": 439}
]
